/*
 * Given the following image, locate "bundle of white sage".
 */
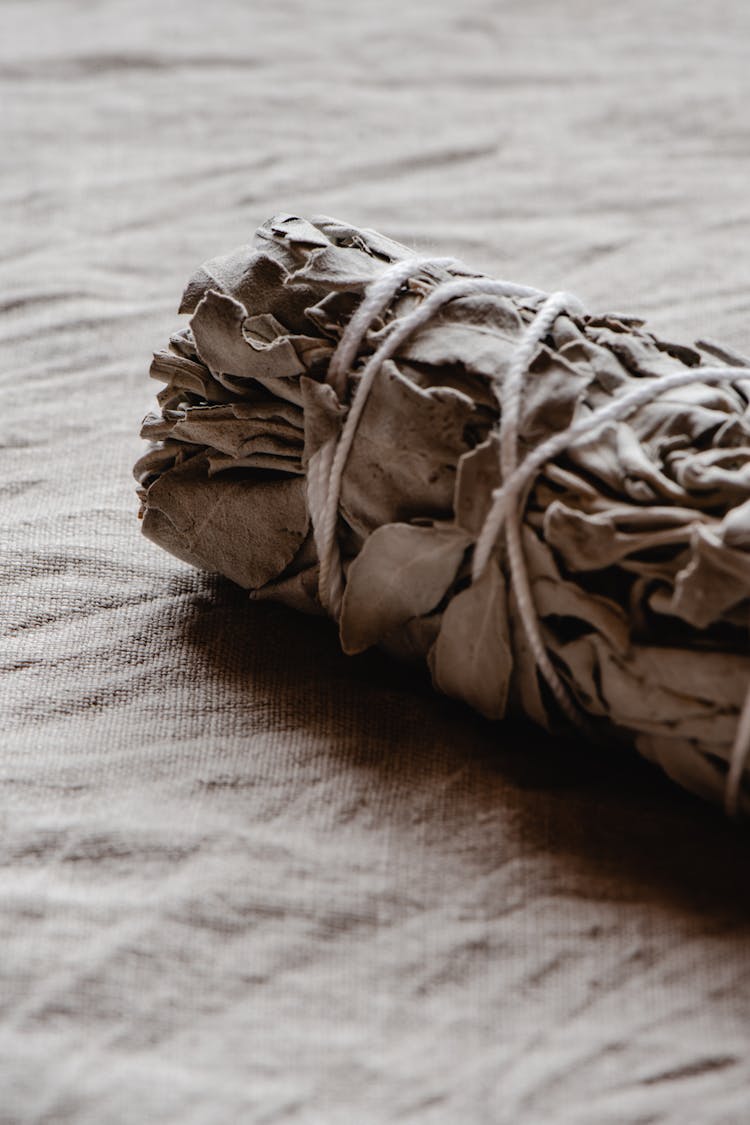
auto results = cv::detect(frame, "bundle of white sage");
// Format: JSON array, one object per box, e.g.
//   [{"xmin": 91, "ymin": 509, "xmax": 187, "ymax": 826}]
[{"xmin": 135, "ymin": 214, "xmax": 750, "ymax": 815}]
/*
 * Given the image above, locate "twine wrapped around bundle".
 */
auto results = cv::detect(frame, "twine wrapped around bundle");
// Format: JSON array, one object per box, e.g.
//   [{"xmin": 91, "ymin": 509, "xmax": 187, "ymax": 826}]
[{"xmin": 135, "ymin": 214, "xmax": 750, "ymax": 815}]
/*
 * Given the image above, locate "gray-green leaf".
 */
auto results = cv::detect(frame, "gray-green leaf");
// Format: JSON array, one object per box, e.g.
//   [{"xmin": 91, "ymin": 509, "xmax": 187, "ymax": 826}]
[
  {"xmin": 428, "ymin": 563, "xmax": 513, "ymax": 720},
  {"xmin": 340, "ymin": 522, "xmax": 470, "ymax": 654}
]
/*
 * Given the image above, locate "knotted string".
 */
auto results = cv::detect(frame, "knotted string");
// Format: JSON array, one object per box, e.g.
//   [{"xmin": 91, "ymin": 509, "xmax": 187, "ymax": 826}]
[{"xmin": 306, "ymin": 255, "xmax": 750, "ymax": 817}]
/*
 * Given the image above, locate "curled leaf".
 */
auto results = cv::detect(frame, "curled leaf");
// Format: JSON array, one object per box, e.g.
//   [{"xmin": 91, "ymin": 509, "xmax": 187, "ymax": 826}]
[
  {"xmin": 340, "ymin": 522, "xmax": 470, "ymax": 654},
  {"xmin": 429, "ymin": 563, "xmax": 512, "ymax": 720}
]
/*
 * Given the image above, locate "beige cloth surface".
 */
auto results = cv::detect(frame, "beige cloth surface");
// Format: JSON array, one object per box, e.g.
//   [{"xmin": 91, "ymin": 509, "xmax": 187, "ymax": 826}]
[{"xmin": 3, "ymin": 1, "xmax": 750, "ymax": 1121}]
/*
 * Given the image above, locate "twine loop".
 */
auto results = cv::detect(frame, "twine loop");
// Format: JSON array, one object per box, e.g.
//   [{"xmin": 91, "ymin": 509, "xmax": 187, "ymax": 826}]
[{"xmin": 304, "ymin": 254, "xmax": 750, "ymax": 817}]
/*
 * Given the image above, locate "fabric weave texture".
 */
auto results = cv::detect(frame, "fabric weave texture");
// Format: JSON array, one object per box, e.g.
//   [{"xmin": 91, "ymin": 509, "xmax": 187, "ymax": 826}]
[{"xmin": 3, "ymin": 2, "xmax": 750, "ymax": 1122}]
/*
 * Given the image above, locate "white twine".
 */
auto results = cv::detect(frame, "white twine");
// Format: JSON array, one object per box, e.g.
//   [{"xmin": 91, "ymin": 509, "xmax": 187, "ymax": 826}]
[
  {"xmin": 495, "ymin": 290, "xmax": 588, "ymax": 729},
  {"xmin": 308, "ymin": 256, "xmax": 750, "ymax": 817},
  {"xmin": 726, "ymin": 687, "xmax": 750, "ymax": 818},
  {"xmin": 325, "ymin": 255, "xmax": 462, "ymax": 398},
  {"xmin": 312, "ymin": 263, "xmax": 547, "ymax": 618},
  {"xmin": 312, "ymin": 255, "xmax": 463, "ymax": 613}
]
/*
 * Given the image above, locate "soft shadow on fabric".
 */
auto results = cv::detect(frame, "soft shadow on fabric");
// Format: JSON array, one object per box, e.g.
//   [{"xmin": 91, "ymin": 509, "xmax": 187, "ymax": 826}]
[{"xmin": 175, "ymin": 574, "xmax": 750, "ymax": 919}]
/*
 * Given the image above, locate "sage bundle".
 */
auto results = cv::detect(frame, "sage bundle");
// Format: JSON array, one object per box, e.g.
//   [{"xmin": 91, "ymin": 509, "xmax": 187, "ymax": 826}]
[{"xmin": 135, "ymin": 214, "xmax": 750, "ymax": 815}]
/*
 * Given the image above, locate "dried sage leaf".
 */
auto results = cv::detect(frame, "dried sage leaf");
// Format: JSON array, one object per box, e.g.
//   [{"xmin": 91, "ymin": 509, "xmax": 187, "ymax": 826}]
[
  {"xmin": 143, "ymin": 456, "xmax": 308, "ymax": 590},
  {"xmin": 340, "ymin": 522, "xmax": 470, "ymax": 654},
  {"xmin": 428, "ymin": 563, "xmax": 513, "ymax": 721},
  {"xmin": 136, "ymin": 212, "xmax": 750, "ymax": 811}
]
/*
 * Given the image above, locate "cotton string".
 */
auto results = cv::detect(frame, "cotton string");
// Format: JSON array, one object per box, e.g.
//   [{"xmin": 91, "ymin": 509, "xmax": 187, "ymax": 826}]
[
  {"xmin": 325, "ymin": 255, "xmax": 462, "ymax": 399},
  {"xmin": 310, "ymin": 256, "xmax": 750, "ymax": 817},
  {"xmin": 495, "ymin": 290, "xmax": 588, "ymax": 729},
  {"xmin": 313, "ymin": 266, "xmax": 548, "ymax": 618},
  {"xmin": 311, "ymin": 255, "xmax": 466, "ymax": 613}
]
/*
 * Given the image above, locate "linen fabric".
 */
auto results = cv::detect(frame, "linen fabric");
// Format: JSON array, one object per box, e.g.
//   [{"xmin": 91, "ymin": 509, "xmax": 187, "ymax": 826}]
[{"xmin": 3, "ymin": 2, "xmax": 750, "ymax": 1122}]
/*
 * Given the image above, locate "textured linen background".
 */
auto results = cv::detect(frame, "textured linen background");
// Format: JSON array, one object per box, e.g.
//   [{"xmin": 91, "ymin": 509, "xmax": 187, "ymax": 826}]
[{"xmin": 3, "ymin": 2, "xmax": 750, "ymax": 1122}]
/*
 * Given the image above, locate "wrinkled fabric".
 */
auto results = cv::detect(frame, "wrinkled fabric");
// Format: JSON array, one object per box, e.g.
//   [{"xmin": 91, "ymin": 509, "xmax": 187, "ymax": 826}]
[
  {"xmin": 137, "ymin": 216, "xmax": 750, "ymax": 810},
  {"xmin": 4, "ymin": 1, "xmax": 750, "ymax": 1123}
]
